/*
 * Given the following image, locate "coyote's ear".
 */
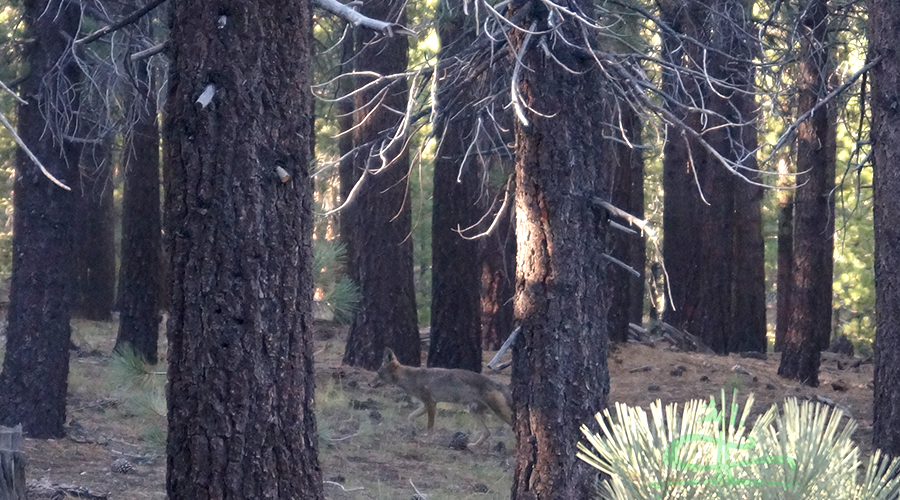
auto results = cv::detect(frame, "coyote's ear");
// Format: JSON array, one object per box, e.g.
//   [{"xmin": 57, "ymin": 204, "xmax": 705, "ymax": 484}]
[{"xmin": 383, "ymin": 348, "xmax": 396, "ymax": 364}]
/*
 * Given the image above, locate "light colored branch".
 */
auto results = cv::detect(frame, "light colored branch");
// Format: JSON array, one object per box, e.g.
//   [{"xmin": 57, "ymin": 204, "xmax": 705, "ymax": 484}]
[
  {"xmin": 320, "ymin": 168, "xmax": 369, "ymax": 217},
  {"xmin": 0, "ymin": 109, "xmax": 71, "ymax": 191},
  {"xmin": 455, "ymin": 175, "xmax": 513, "ymax": 240},
  {"xmin": 591, "ymin": 198, "xmax": 655, "ymax": 237},
  {"xmin": 323, "ymin": 481, "xmax": 364, "ymax": 492},
  {"xmin": 0, "ymin": 79, "xmax": 26, "ymax": 105},
  {"xmin": 510, "ymin": 21, "xmax": 537, "ymax": 126},
  {"xmin": 488, "ymin": 326, "xmax": 521, "ymax": 371},
  {"xmin": 763, "ymin": 55, "xmax": 882, "ymax": 162},
  {"xmin": 609, "ymin": 220, "xmax": 638, "ymax": 235},
  {"xmin": 601, "ymin": 254, "xmax": 641, "ymax": 278},
  {"xmin": 592, "ymin": 198, "xmax": 674, "ymax": 311},
  {"xmin": 313, "ymin": 0, "xmax": 415, "ymax": 36},
  {"xmin": 130, "ymin": 42, "xmax": 167, "ymax": 62}
]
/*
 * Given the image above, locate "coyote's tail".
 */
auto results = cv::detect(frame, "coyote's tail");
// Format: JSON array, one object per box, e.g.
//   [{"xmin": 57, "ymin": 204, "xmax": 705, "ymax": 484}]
[{"xmin": 484, "ymin": 388, "xmax": 513, "ymax": 425}]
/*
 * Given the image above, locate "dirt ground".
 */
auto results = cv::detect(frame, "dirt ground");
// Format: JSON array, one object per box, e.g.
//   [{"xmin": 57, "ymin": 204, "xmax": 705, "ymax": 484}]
[{"xmin": 8, "ymin": 320, "xmax": 876, "ymax": 499}]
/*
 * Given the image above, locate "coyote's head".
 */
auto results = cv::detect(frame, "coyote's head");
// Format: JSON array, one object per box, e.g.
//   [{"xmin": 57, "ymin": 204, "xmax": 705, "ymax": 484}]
[{"xmin": 371, "ymin": 348, "xmax": 400, "ymax": 387}]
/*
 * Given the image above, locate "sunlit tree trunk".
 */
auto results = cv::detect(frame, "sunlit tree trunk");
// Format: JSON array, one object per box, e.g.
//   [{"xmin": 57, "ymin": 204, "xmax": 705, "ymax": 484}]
[
  {"xmin": 779, "ymin": 0, "xmax": 834, "ymax": 386},
  {"xmin": 775, "ymin": 159, "xmax": 794, "ymax": 352},
  {"xmin": 507, "ymin": 2, "xmax": 611, "ymax": 497},
  {"xmin": 341, "ymin": 0, "xmax": 420, "ymax": 370},
  {"xmin": 870, "ymin": 0, "xmax": 900, "ymax": 457},
  {"xmin": 0, "ymin": 0, "xmax": 81, "ymax": 439},
  {"xmin": 164, "ymin": 1, "xmax": 323, "ymax": 497}
]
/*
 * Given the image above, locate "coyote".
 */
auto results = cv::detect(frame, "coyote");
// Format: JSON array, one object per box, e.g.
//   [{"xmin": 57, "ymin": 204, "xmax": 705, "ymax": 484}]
[{"xmin": 374, "ymin": 348, "xmax": 513, "ymax": 446}]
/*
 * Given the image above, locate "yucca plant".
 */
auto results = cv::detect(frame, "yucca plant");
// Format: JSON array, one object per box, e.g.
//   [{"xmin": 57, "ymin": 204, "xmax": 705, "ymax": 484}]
[{"xmin": 577, "ymin": 390, "xmax": 900, "ymax": 500}]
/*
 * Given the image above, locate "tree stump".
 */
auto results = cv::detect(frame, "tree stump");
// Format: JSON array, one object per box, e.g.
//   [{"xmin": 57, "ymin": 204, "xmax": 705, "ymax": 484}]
[{"xmin": 0, "ymin": 425, "xmax": 25, "ymax": 500}]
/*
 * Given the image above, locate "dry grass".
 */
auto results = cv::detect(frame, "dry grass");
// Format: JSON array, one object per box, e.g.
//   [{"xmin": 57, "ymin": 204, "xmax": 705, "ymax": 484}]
[
  {"xmin": 0, "ymin": 319, "xmax": 876, "ymax": 499},
  {"xmin": 313, "ymin": 333, "xmax": 516, "ymax": 500}
]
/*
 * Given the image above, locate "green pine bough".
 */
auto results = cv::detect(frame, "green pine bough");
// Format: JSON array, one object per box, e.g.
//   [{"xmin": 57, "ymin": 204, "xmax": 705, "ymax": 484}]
[{"xmin": 578, "ymin": 390, "xmax": 900, "ymax": 500}]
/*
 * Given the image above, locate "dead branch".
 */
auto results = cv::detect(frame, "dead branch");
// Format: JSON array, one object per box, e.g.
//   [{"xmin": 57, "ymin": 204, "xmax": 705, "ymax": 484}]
[
  {"xmin": 609, "ymin": 220, "xmax": 638, "ymax": 235},
  {"xmin": 314, "ymin": 0, "xmax": 416, "ymax": 37},
  {"xmin": 488, "ymin": 325, "xmax": 520, "ymax": 371},
  {"xmin": 76, "ymin": 0, "xmax": 168, "ymax": 45},
  {"xmin": 601, "ymin": 253, "xmax": 641, "ymax": 278},
  {"xmin": 655, "ymin": 321, "xmax": 715, "ymax": 355},
  {"xmin": 455, "ymin": 175, "xmax": 513, "ymax": 240},
  {"xmin": 0, "ymin": 109, "xmax": 72, "ymax": 191},
  {"xmin": 0, "ymin": 79, "xmax": 27, "ymax": 105},
  {"xmin": 130, "ymin": 42, "xmax": 167, "ymax": 61},
  {"xmin": 324, "ymin": 480, "xmax": 365, "ymax": 492}
]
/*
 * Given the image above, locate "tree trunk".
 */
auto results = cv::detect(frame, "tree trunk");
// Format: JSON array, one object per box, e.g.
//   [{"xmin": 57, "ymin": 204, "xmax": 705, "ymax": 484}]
[
  {"xmin": 73, "ymin": 132, "xmax": 115, "ymax": 321},
  {"xmin": 775, "ymin": 159, "xmax": 794, "ymax": 353},
  {"xmin": 428, "ymin": 1, "xmax": 482, "ymax": 371},
  {"xmin": 728, "ymin": 1, "xmax": 767, "ymax": 353},
  {"xmin": 508, "ymin": 4, "xmax": 611, "ymax": 498},
  {"xmin": 607, "ymin": 106, "xmax": 645, "ymax": 343},
  {"xmin": 337, "ymin": 23, "xmax": 356, "ymax": 254},
  {"xmin": 0, "ymin": 0, "xmax": 81, "ymax": 439},
  {"xmin": 341, "ymin": 0, "xmax": 420, "ymax": 370},
  {"xmin": 778, "ymin": 0, "xmax": 833, "ymax": 386},
  {"xmin": 660, "ymin": 0, "xmax": 764, "ymax": 354},
  {"xmin": 661, "ymin": 0, "xmax": 733, "ymax": 354},
  {"xmin": 659, "ymin": 0, "xmax": 704, "ymax": 343},
  {"xmin": 481, "ymin": 208, "xmax": 515, "ymax": 350},
  {"xmin": 870, "ymin": 0, "xmax": 900, "ymax": 458},
  {"xmin": 164, "ymin": 1, "xmax": 323, "ymax": 497},
  {"xmin": 115, "ymin": 49, "xmax": 161, "ymax": 364}
]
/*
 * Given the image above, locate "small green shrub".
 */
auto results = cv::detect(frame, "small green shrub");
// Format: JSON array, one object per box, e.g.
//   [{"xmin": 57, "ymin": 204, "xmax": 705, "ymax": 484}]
[
  {"xmin": 313, "ymin": 239, "xmax": 359, "ymax": 324},
  {"xmin": 577, "ymin": 390, "xmax": 900, "ymax": 500}
]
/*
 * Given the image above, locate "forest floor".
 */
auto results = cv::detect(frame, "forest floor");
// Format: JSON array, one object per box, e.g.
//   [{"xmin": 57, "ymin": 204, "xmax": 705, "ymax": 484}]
[{"xmin": 0, "ymin": 319, "xmax": 877, "ymax": 499}]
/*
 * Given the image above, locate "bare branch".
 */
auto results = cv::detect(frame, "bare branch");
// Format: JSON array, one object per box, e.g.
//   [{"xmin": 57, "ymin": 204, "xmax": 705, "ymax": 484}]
[
  {"xmin": 0, "ymin": 79, "xmax": 27, "ymax": 105},
  {"xmin": 488, "ymin": 326, "xmax": 520, "ymax": 371},
  {"xmin": 510, "ymin": 21, "xmax": 537, "ymax": 126},
  {"xmin": 455, "ymin": 175, "xmax": 513, "ymax": 240},
  {"xmin": 609, "ymin": 220, "xmax": 638, "ymax": 235},
  {"xmin": 313, "ymin": 0, "xmax": 416, "ymax": 37},
  {"xmin": 130, "ymin": 42, "xmax": 167, "ymax": 62},
  {"xmin": 0, "ymin": 109, "xmax": 72, "ymax": 191},
  {"xmin": 601, "ymin": 254, "xmax": 641, "ymax": 278},
  {"xmin": 76, "ymin": 0, "xmax": 168, "ymax": 45},
  {"xmin": 762, "ymin": 55, "xmax": 882, "ymax": 162}
]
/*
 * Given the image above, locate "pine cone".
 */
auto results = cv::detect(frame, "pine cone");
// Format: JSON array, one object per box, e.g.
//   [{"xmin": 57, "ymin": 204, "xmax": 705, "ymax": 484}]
[{"xmin": 111, "ymin": 458, "xmax": 134, "ymax": 474}]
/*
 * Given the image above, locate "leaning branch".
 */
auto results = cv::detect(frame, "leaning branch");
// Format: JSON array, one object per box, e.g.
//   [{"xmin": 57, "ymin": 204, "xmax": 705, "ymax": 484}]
[
  {"xmin": 313, "ymin": 0, "xmax": 416, "ymax": 36},
  {"xmin": 130, "ymin": 42, "xmax": 167, "ymax": 62},
  {"xmin": 455, "ymin": 175, "xmax": 513, "ymax": 240},
  {"xmin": 76, "ymin": 0, "xmax": 168, "ymax": 45},
  {"xmin": 763, "ymin": 55, "xmax": 882, "ymax": 162},
  {"xmin": 0, "ymin": 79, "xmax": 26, "ymax": 105},
  {"xmin": 0, "ymin": 110, "xmax": 72, "ymax": 191}
]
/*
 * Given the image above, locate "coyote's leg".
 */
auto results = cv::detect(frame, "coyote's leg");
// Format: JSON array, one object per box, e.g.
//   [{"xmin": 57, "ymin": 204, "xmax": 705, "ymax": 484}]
[
  {"xmin": 468, "ymin": 406, "xmax": 491, "ymax": 446},
  {"xmin": 425, "ymin": 400, "xmax": 436, "ymax": 431},
  {"xmin": 408, "ymin": 402, "xmax": 427, "ymax": 422},
  {"xmin": 408, "ymin": 397, "xmax": 437, "ymax": 432}
]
